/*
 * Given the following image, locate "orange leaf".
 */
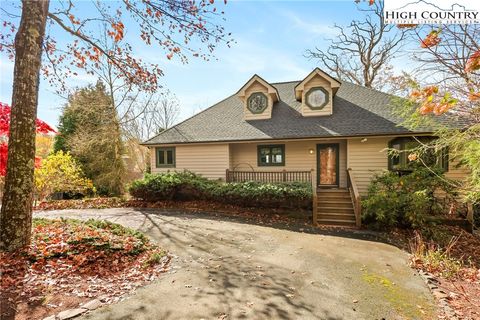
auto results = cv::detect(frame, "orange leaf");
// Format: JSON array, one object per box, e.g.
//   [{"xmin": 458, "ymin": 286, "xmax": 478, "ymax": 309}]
[
  {"xmin": 465, "ymin": 50, "xmax": 480, "ymax": 73},
  {"xmin": 421, "ymin": 30, "xmax": 441, "ymax": 48}
]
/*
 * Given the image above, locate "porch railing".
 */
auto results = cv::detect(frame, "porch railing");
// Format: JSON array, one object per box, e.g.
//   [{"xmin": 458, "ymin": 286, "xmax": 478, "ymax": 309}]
[
  {"xmin": 225, "ymin": 169, "xmax": 312, "ymax": 184},
  {"xmin": 346, "ymin": 168, "xmax": 362, "ymax": 227}
]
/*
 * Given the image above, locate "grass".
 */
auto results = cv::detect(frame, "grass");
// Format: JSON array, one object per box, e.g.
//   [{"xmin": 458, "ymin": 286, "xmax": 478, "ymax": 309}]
[
  {"xmin": 409, "ymin": 230, "xmax": 463, "ymax": 278},
  {"xmin": 144, "ymin": 251, "xmax": 167, "ymax": 267}
]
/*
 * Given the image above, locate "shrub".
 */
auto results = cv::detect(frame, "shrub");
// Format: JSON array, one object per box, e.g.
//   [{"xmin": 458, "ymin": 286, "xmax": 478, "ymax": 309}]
[
  {"xmin": 362, "ymin": 167, "xmax": 456, "ymax": 229},
  {"xmin": 129, "ymin": 171, "xmax": 312, "ymax": 209},
  {"xmin": 35, "ymin": 151, "xmax": 95, "ymax": 201},
  {"xmin": 128, "ymin": 171, "xmax": 211, "ymax": 201}
]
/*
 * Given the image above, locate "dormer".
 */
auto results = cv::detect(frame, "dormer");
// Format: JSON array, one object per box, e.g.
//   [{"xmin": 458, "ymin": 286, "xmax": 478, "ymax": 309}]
[
  {"xmin": 295, "ymin": 68, "xmax": 341, "ymax": 117},
  {"xmin": 237, "ymin": 75, "xmax": 279, "ymax": 120}
]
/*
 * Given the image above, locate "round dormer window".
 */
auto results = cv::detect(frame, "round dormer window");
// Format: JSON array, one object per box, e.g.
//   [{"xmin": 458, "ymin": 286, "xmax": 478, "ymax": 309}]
[
  {"xmin": 247, "ymin": 92, "xmax": 268, "ymax": 114},
  {"xmin": 305, "ymin": 87, "xmax": 329, "ymax": 110}
]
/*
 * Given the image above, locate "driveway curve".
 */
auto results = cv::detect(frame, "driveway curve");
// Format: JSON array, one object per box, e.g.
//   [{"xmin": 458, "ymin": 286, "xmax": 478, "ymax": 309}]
[{"xmin": 35, "ymin": 208, "xmax": 435, "ymax": 320}]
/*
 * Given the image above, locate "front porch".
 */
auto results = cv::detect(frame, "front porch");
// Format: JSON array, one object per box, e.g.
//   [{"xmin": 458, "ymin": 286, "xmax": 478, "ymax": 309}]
[{"xmin": 225, "ymin": 166, "xmax": 361, "ymax": 228}]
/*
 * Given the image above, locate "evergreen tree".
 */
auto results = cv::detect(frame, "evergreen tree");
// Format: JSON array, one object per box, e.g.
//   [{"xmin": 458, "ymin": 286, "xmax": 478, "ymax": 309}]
[{"xmin": 56, "ymin": 82, "xmax": 125, "ymax": 196}]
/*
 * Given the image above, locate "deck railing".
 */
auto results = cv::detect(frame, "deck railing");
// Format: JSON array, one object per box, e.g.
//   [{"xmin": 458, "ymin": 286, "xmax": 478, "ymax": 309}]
[
  {"xmin": 225, "ymin": 169, "xmax": 312, "ymax": 184},
  {"xmin": 346, "ymin": 168, "xmax": 362, "ymax": 227}
]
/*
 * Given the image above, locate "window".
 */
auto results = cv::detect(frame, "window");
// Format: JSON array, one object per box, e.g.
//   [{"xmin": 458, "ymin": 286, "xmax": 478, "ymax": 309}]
[
  {"xmin": 156, "ymin": 147, "xmax": 175, "ymax": 168},
  {"xmin": 257, "ymin": 144, "xmax": 285, "ymax": 166},
  {"xmin": 388, "ymin": 137, "xmax": 448, "ymax": 172},
  {"xmin": 305, "ymin": 87, "xmax": 329, "ymax": 110},
  {"xmin": 247, "ymin": 92, "xmax": 268, "ymax": 114}
]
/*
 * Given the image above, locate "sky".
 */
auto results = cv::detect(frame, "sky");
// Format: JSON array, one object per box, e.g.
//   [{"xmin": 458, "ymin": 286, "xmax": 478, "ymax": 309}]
[{"xmin": 0, "ymin": 0, "xmax": 409, "ymax": 128}]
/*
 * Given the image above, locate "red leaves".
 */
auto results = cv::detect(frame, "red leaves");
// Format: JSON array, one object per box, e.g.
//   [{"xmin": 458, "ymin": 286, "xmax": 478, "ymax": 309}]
[
  {"xmin": 0, "ymin": 219, "xmax": 169, "ymax": 318},
  {"xmin": 0, "ymin": 101, "xmax": 55, "ymax": 135},
  {"xmin": 0, "ymin": 102, "xmax": 55, "ymax": 176},
  {"xmin": 421, "ymin": 30, "xmax": 441, "ymax": 48},
  {"xmin": 465, "ymin": 50, "xmax": 480, "ymax": 73},
  {"xmin": 110, "ymin": 21, "xmax": 125, "ymax": 42}
]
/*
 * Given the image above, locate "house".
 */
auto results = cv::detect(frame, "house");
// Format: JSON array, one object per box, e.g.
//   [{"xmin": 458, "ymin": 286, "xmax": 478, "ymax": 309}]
[{"xmin": 142, "ymin": 68, "xmax": 468, "ymax": 226}]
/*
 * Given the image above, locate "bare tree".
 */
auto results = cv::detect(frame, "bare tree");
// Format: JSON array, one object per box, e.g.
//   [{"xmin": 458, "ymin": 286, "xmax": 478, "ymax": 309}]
[
  {"xmin": 122, "ymin": 90, "xmax": 179, "ymax": 177},
  {"xmin": 122, "ymin": 90, "xmax": 179, "ymax": 141},
  {"xmin": 305, "ymin": 1, "xmax": 408, "ymax": 89}
]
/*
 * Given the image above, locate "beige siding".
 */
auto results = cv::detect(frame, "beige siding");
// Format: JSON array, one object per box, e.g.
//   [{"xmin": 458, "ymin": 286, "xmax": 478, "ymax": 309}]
[
  {"xmin": 445, "ymin": 158, "xmax": 469, "ymax": 181},
  {"xmin": 347, "ymin": 137, "xmax": 389, "ymax": 196},
  {"xmin": 151, "ymin": 144, "xmax": 229, "ymax": 180},
  {"xmin": 347, "ymin": 137, "xmax": 470, "ymax": 197},
  {"xmin": 243, "ymin": 81, "xmax": 273, "ymax": 121},
  {"xmin": 301, "ymin": 74, "xmax": 333, "ymax": 117},
  {"xmin": 231, "ymin": 140, "xmax": 347, "ymax": 188}
]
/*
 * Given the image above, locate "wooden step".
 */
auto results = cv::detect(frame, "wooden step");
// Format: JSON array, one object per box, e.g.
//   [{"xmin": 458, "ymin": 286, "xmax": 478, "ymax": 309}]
[
  {"xmin": 317, "ymin": 200, "xmax": 353, "ymax": 207},
  {"xmin": 316, "ymin": 218, "xmax": 356, "ymax": 226},
  {"xmin": 317, "ymin": 191, "xmax": 350, "ymax": 196},
  {"xmin": 317, "ymin": 207, "xmax": 354, "ymax": 214},
  {"xmin": 317, "ymin": 188, "xmax": 348, "ymax": 192},
  {"xmin": 317, "ymin": 196, "xmax": 351, "ymax": 201},
  {"xmin": 317, "ymin": 212, "xmax": 355, "ymax": 221},
  {"xmin": 315, "ymin": 188, "xmax": 357, "ymax": 227}
]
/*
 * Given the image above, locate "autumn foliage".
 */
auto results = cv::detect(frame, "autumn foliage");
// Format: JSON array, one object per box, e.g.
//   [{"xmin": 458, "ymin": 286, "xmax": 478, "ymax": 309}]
[
  {"xmin": 34, "ymin": 151, "xmax": 95, "ymax": 201},
  {"xmin": 465, "ymin": 50, "xmax": 480, "ymax": 73},
  {"xmin": 0, "ymin": 0, "xmax": 232, "ymax": 93},
  {"xmin": 0, "ymin": 218, "xmax": 169, "ymax": 319},
  {"xmin": 420, "ymin": 30, "xmax": 441, "ymax": 48},
  {"xmin": 0, "ymin": 102, "xmax": 55, "ymax": 176},
  {"xmin": 411, "ymin": 29, "xmax": 480, "ymax": 116}
]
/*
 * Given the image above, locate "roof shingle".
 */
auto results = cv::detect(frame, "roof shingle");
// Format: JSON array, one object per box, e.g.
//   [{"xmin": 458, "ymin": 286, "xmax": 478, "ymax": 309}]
[{"xmin": 143, "ymin": 81, "xmax": 441, "ymax": 145}]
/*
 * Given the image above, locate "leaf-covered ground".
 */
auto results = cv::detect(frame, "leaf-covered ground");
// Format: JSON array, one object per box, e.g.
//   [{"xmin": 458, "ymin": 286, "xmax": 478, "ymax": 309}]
[
  {"xmin": 35, "ymin": 197, "xmax": 312, "ymax": 226},
  {"xmin": 384, "ymin": 226, "xmax": 480, "ymax": 320},
  {"xmin": 0, "ymin": 218, "xmax": 170, "ymax": 320}
]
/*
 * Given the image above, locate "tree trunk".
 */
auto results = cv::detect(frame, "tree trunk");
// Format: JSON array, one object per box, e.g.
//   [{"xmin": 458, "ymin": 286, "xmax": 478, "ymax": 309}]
[{"xmin": 0, "ymin": 0, "xmax": 50, "ymax": 252}]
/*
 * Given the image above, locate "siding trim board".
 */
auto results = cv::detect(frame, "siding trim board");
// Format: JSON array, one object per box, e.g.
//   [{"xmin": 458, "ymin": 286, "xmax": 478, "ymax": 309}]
[{"xmin": 142, "ymin": 132, "xmax": 434, "ymax": 147}]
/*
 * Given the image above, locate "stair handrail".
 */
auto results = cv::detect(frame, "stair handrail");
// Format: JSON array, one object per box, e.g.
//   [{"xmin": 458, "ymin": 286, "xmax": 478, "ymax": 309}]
[
  {"xmin": 347, "ymin": 168, "xmax": 361, "ymax": 227},
  {"xmin": 311, "ymin": 169, "xmax": 317, "ymax": 224}
]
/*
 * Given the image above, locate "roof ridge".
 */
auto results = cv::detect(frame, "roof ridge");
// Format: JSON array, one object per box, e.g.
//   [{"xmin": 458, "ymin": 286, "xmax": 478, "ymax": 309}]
[{"xmin": 271, "ymin": 80, "xmax": 302, "ymax": 85}]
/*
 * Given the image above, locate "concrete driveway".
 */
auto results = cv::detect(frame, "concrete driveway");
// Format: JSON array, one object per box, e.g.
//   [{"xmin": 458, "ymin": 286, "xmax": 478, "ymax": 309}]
[{"xmin": 35, "ymin": 208, "xmax": 435, "ymax": 320}]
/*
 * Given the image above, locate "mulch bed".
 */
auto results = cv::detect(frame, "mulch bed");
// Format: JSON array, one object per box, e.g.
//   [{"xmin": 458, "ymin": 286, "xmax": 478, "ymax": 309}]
[{"xmin": 0, "ymin": 218, "xmax": 170, "ymax": 320}]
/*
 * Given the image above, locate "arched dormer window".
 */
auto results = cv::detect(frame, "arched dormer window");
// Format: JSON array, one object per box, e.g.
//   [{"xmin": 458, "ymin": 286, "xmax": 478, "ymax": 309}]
[{"xmin": 388, "ymin": 137, "xmax": 448, "ymax": 172}]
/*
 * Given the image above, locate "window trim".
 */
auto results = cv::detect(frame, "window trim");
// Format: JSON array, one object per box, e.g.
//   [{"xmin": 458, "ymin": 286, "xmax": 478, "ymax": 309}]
[
  {"xmin": 257, "ymin": 144, "xmax": 285, "ymax": 166},
  {"xmin": 387, "ymin": 137, "xmax": 448, "ymax": 172},
  {"xmin": 247, "ymin": 92, "xmax": 268, "ymax": 114},
  {"xmin": 305, "ymin": 86, "xmax": 329, "ymax": 110},
  {"xmin": 155, "ymin": 147, "xmax": 176, "ymax": 168}
]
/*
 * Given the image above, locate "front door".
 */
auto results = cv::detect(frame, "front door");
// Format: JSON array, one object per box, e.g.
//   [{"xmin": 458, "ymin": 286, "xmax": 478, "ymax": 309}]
[{"xmin": 317, "ymin": 144, "xmax": 339, "ymax": 187}]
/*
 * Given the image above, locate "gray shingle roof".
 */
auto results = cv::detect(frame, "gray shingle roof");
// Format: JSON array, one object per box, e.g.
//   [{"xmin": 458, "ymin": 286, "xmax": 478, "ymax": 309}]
[{"xmin": 143, "ymin": 81, "xmax": 446, "ymax": 145}]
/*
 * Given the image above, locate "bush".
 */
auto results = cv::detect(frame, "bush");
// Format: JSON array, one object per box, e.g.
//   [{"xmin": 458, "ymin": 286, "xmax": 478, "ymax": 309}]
[
  {"xmin": 128, "ymin": 171, "xmax": 212, "ymax": 201},
  {"xmin": 35, "ymin": 151, "xmax": 95, "ymax": 201},
  {"xmin": 362, "ymin": 167, "xmax": 456, "ymax": 229},
  {"xmin": 129, "ymin": 171, "xmax": 312, "ymax": 209}
]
